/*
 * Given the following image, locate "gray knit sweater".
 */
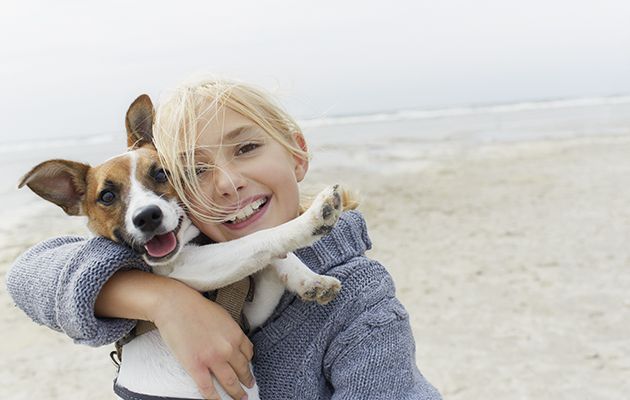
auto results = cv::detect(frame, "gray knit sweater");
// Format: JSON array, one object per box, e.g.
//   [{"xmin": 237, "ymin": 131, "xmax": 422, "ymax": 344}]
[{"xmin": 6, "ymin": 211, "xmax": 441, "ymax": 399}]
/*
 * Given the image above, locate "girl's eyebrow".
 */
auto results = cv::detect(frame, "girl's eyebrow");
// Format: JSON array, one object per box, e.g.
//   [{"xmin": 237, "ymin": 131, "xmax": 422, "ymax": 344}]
[
  {"xmin": 192, "ymin": 126, "xmax": 260, "ymax": 158},
  {"xmin": 223, "ymin": 125, "xmax": 258, "ymax": 142}
]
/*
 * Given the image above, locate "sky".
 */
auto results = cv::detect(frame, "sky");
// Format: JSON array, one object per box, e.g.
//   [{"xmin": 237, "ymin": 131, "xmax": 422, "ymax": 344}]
[{"xmin": 1, "ymin": 0, "xmax": 630, "ymax": 142}]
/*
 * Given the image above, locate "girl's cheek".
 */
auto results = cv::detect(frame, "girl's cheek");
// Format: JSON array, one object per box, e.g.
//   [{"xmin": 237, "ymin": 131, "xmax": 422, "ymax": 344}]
[{"xmin": 192, "ymin": 220, "xmax": 222, "ymax": 243}]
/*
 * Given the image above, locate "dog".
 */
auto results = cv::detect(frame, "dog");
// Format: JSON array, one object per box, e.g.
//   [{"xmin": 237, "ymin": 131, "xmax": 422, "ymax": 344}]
[{"xmin": 19, "ymin": 95, "xmax": 343, "ymax": 399}]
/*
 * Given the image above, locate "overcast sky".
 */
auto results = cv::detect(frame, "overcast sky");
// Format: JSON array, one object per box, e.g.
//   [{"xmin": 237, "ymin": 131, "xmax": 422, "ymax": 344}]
[{"xmin": 1, "ymin": 0, "xmax": 630, "ymax": 142}]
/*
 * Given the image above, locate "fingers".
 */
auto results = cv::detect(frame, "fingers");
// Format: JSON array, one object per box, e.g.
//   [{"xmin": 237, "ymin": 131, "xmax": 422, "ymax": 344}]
[
  {"xmin": 212, "ymin": 364, "xmax": 247, "ymax": 400},
  {"xmin": 236, "ymin": 336, "xmax": 255, "ymax": 388},
  {"xmin": 240, "ymin": 338, "xmax": 254, "ymax": 361},
  {"xmin": 231, "ymin": 351, "xmax": 255, "ymax": 389},
  {"xmin": 189, "ymin": 366, "xmax": 221, "ymax": 400}
]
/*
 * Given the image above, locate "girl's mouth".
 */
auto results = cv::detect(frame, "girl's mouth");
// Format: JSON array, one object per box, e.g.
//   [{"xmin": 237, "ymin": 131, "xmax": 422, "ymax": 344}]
[{"xmin": 222, "ymin": 196, "xmax": 270, "ymax": 230}]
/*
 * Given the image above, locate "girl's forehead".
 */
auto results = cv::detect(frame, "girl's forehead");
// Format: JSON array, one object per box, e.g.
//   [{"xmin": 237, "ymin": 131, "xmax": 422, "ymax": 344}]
[
  {"xmin": 196, "ymin": 107, "xmax": 262, "ymax": 143},
  {"xmin": 197, "ymin": 124, "xmax": 265, "ymax": 149}
]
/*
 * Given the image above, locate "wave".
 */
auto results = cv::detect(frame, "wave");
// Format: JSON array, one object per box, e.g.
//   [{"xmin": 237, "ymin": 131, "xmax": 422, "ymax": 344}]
[{"xmin": 299, "ymin": 95, "xmax": 630, "ymax": 128}]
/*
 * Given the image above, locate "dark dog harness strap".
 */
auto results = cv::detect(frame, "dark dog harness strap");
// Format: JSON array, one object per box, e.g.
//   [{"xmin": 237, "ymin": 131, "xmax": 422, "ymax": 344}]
[
  {"xmin": 113, "ymin": 379, "xmax": 200, "ymax": 400},
  {"xmin": 112, "ymin": 276, "xmax": 255, "ymax": 367}
]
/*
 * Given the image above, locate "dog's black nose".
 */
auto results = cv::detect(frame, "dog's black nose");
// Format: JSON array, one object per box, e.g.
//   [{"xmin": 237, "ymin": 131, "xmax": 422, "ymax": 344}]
[{"xmin": 133, "ymin": 205, "xmax": 163, "ymax": 232}]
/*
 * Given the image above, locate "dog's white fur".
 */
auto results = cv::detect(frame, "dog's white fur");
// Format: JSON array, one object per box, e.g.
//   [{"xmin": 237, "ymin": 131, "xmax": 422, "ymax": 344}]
[
  {"xmin": 124, "ymin": 151, "xmax": 184, "ymax": 247},
  {"xmin": 108, "ymin": 152, "xmax": 341, "ymax": 399},
  {"xmin": 20, "ymin": 95, "xmax": 343, "ymax": 399},
  {"xmin": 116, "ymin": 175, "xmax": 342, "ymax": 399}
]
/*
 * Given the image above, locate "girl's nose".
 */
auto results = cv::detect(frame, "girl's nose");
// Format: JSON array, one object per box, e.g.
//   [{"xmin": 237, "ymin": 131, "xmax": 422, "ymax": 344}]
[{"xmin": 213, "ymin": 163, "xmax": 246, "ymax": 197}]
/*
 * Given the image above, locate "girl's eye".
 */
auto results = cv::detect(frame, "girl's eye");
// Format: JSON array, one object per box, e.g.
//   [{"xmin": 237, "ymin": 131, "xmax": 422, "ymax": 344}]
[
  {"xmin": 236, "ymin": 143, "xmax": 260, "ymax": 156},
  {"xmin": 98, "ymin": 190, "xmax": 116, "ymax": 205},
  {"xmin": 153, "ymin": 168, "xmax": 168, "ymax": 183},
  {"xmin": 195, "ymin": 165, "xmax": 209, "ymax": 176}
]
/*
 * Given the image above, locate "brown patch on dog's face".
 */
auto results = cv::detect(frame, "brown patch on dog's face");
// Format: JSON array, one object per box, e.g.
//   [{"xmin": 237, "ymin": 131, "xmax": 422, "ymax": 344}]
[
  {"xmin": 81, "ymin": 146, "xmax": 179, "ymax": 244},
  {"xmin": 134, "ymin": 147, "xmax": 178, "ymax": 199},
  {"xmin": 82, "ymin": 154, "xmax": 133, "ymax": 240}
]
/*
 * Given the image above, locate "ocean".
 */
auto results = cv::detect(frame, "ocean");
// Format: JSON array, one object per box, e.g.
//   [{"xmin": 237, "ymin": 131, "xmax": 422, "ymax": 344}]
[{"xmin": 3, "ymin": 95, "xmax": 630, "ymax": 212}]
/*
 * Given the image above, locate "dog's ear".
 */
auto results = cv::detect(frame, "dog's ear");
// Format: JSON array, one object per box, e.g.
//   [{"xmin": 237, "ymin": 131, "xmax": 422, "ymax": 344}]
[
  {"xmin": 18, "ymin": 160, "xmax": 90, "ymax": 216},
  {"xmin": 126, "ymin": 94, "xmax": 155, "ymax": 149}
]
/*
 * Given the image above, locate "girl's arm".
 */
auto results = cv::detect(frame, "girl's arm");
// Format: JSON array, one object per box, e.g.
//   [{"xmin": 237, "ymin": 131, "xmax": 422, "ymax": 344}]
[
  {"xmin": 6, "ymin": 235, "xmax": 147, "ymax": 344},
  {"xmin": 326, "ymin": 296, "xmax": 442, "ymax": 400},
  {"xmin": 7, "ymin": 236, "xmax": 255, "ymax": 400},
  {"xmin": 96, "ymin": 270, "xmax": 255, "ymax": 400}
]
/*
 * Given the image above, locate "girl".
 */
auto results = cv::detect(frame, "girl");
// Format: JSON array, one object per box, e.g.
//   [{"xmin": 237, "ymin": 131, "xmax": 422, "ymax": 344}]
[{"xmin": 7, "ymin": 77, "xmax": 441, "ymax": 400}]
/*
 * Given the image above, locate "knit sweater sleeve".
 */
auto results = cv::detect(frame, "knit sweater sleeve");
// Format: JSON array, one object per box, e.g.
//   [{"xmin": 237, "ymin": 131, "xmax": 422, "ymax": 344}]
[
  {"xmin": 326, "ymin": 295, "xmax": 441, "ymax": 400},
  {"xmin": 6, "ymin": 236, "xmax": 150, "ymax": 346},
  {"xmin": 320, "ymin": 254, "xmax": 441, "ymax": 400}
]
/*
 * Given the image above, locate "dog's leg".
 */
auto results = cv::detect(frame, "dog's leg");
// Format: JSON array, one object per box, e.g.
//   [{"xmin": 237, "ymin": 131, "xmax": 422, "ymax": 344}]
[
  {"xmin": 270, "ymin": 253, "xmax": 341, "ymax": 305},
  {"xmin": 167, "ymin": 185, "xmax": 343, "ymax": 292}
]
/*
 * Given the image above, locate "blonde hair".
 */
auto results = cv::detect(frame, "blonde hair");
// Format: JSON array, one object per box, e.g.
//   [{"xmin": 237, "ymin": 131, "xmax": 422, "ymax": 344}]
[
  {"xmin": 154, "ymin": 76, "xmax": 359, "ymax": 224},
  {"xmin": 153, "ymin": 77, "xmax": 309, "ymax": 223}
]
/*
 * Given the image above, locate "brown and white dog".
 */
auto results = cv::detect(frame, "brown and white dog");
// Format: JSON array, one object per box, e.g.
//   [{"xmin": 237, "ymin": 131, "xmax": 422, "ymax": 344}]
[{"xmin": 19, "ymin": 95, "xmax": 343, "ymax": 399}]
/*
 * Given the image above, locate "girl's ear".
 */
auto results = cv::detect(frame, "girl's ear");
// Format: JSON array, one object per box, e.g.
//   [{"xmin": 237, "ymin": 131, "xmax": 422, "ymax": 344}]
[{"xmin": 292, "ymin": 132, "xmax": 309, "ymax": 182}]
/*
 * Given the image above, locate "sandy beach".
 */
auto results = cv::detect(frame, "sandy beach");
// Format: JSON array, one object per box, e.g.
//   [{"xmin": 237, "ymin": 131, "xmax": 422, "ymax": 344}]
[
  {"xmin": 2, "ymin": 111, "xmax": 630, "ymax": 398},
  {"xmin": 310, "ymin": 134, "xmax": 630, "ymax": 399}
]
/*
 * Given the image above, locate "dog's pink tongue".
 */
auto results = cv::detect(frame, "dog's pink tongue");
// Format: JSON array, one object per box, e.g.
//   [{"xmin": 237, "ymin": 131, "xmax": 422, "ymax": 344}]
[{"xmin": 144, "ymin": 232, "xmax": 177, "ymax": 258}]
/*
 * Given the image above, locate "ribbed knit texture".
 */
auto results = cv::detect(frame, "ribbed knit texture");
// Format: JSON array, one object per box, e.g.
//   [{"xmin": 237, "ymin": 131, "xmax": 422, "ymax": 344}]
[
  {"xmin": 6, "ymin": 211, "xmax": 441, "ymax": 399},
  {"xmin": 6, "ymin": 236, "xmax": 149, "ymax": 345}
]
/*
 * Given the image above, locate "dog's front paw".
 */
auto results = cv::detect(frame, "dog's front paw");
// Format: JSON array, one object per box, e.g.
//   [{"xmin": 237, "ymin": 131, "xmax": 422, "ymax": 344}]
[
  {"xmin": 308, "ymin": 185, "xmax": 343, "ymax": 237},
  {"xmin": 298, "ymin": 275, "xmax": 342, "ymax": 305}
]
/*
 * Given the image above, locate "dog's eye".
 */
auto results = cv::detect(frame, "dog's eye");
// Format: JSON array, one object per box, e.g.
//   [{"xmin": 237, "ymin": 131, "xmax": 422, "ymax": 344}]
[
  {"xmin": 154, "ymin": 168, "xmax": 168, "ymax": 183},
  {"xmin": 99, "ymin": 190, "xmax": 116, "ymax": 205}
]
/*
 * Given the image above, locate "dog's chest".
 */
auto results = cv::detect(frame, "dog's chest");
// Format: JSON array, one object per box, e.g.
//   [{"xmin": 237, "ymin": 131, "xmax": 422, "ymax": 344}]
[{"xmin": 244, "ymin": 269, "xmax": 286, "ymax": 329}]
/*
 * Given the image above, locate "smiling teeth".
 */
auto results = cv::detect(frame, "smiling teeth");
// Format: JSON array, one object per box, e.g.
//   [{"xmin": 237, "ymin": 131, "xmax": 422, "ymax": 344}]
[{"xmin": 225, "ymin": 198, "xmax": 267, "ymax": 223}]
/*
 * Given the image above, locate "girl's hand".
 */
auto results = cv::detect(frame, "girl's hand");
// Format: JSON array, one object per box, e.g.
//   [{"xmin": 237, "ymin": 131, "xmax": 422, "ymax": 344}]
[
  {"xmin": 95, "ymin": 270, "xmax": 255, "ymax": 400},
  {"xmin": 152, "ymin": 281, "xmax": 255, "ymax": 400}
]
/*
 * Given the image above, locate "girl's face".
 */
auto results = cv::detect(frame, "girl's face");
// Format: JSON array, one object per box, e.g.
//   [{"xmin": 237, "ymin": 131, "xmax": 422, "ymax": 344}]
[{"xmin": 188, "ymin": 106, "xmax": 308, "ymax": 242}]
